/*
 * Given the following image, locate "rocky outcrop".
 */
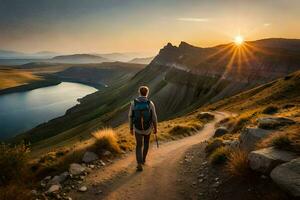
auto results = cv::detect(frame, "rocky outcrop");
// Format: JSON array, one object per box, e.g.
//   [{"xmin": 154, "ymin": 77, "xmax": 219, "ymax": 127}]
[
  {"xmin": 213, "ymin": 127, "xmax": 228, "ymax": 138},
  {"xmin": 257, "ymin": 117, "xmax": 295, "ymax": 129},
  {"xmin": 82, "ymin": 151, "xmax": 99, "ymax": 163},
  {"xmin": 271, "ymin": 158, "xmax": 300, "ymax": 197},
  {"xmin": 239, "ymin": 127, "xmax": 273, "ymax": 151},
  {"xmin": 69, "ymin": 163, "xmax": 86, "ymax": 175},
  {"xmin": 248, "ymin": 147, "xmax": 297, "ymax": 173}
]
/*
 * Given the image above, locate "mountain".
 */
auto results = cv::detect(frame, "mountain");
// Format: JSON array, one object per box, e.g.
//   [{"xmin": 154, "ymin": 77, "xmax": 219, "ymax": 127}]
[
  {"xmin": 0, "ymin": 50, "xmax": 26, "ymax": 59},
  {"xmin": 53, "ymin": 62, "xmax": 145, "ymax": 87},
  {"xmin": 52, "ymin": 54, "xmax": 109, "ymax": 64},
  {"xmin": 96, "ymin": 53, "xmax": 154, "ymax": 62},
  {"xmin": 129, "ymin": 57, "xmax": 154, "ymax": 64},
  {"xmin": 15, "ymin": 38, "xmax": 300, "ymax": 145}
]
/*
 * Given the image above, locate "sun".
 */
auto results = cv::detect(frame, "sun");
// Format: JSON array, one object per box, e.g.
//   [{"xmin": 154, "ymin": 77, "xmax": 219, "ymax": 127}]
[{"xmin": 234, "ymin": 35, "xmax": 244, "ymax": 45}]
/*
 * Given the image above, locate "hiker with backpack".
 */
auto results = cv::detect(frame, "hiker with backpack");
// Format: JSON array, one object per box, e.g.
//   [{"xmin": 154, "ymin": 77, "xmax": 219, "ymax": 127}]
[{"xmin": 129, "ymin": 86, "xmax": 158, "ymax": 171}]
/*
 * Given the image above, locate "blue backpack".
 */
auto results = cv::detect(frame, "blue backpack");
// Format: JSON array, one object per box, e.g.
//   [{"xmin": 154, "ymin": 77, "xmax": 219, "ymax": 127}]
[{"xmin": 132, "ymin": 99, "xmax": 152, "ymax": 130}]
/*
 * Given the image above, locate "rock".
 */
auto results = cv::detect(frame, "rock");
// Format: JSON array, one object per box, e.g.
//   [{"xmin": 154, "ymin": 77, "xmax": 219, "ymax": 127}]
[
  {"xmin": 257, "ymin": 117, "xmax": 295, "ymax": 130},
  {"xmin": 82, "ymin": 151, "xmax": 99, "ymax": 163},
  {"xmin": 43, "ymin": 176, "xmax": 52, "ymax": 181},
  {"xmin": 214, "ymin": 127, "xmax": 228, "ymax": 137},
  {"xmin": 240, "ymin": 127, "xmax": 273, "ymax": 151},
  {"xmin": 47, "ymin": 184, "xmax": 61, "ymax": 193},
  {"xmin": 271, "ymin": 158, "xmax": 300, "ymax": 197},
  {"xmin": 78, "ymin": 186, "xmax": 88, "ymax": 192},
  {"xmin": 223, "ymin": 140, "xmax": 239, "ymax": 149},
  {"xmin": 31, "ymin": 190, "xmax": 38, "ymax": 195},
  {"xmin": 248, "ymin": 147, "xmax": 297, "ymax": 173},
  {"xmin": 99, "ymin": 160, "xmax": 106, "ymax": 166},
  {"xmin": 69, "ymin": 163, "xmax": 86, "ymax": 175},
  {"xmin": 65, "ymin": 197, "xmax": 72, "ymax": 200},
  {"xmin": 48, "ymin": 172, "xmax": 69, "ymax": 185},
  {"xmin": 103, "ymin": 150, "xmax": 112, "ymax": 156}
]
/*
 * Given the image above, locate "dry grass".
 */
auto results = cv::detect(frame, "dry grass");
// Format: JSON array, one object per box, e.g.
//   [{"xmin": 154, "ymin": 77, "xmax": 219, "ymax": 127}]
[
  {"xmin": 226, "ymin": 149, "xmax": 252, "ymax": 177},
  {"xmin": 91, "ymin": 128, "xmax": 121, "ymax": 154},
  {"xmin": 205, "ymin": 138, "xmax": 224, "ymax": 155},
  {"xmin": 0, "ymin": 68, "xmax": 41, "ymax": 90},
  {"xmin": 0, "ymin": 143, "xmax": 31, "ymax": 185},
  {"xmin": 0, "ymin": 182, "xmax": 33, "ymax": 200},
  {"xmin": 209, "ymin": 146, "xmax": 231, "ymax": 165},
  {"xmin": 258, "ymin": 125, "xmax": 300, "ymax": 153}
]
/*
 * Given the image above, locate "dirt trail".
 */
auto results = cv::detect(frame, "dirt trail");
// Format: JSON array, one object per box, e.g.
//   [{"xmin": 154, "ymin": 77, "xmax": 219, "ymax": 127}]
[{"xmin": 71, "ymin": 112, "xmax": 230, "ymax": 200}]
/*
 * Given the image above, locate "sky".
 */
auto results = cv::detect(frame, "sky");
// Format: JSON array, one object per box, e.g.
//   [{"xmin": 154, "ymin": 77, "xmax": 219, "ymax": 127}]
[{"xmin": 0, "ymin": 0, "xmax": 300, "ymax": 55}]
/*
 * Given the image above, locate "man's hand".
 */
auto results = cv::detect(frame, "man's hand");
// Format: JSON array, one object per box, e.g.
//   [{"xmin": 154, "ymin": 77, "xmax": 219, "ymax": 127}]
[{"xmin": 130, "ymin": 129, "xmax": 134, "ymax": 135}]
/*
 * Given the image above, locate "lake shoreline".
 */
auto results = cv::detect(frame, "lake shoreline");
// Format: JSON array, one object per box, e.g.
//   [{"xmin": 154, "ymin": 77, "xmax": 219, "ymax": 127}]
[{"xmin": 0, "ymin": 79, "xmax": 62, "ymax": 95}]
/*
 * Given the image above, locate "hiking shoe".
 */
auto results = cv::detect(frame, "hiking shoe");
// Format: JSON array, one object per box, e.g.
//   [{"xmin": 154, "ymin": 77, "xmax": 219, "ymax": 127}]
[{"xmin": 136, "ymin": 164, "xmax": 143, "ymax": 172}]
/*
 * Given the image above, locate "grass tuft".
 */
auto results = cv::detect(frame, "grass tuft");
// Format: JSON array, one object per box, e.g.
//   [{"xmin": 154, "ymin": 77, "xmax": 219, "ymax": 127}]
[
  {"xmin": 91, "ymin": 128, "xmax": 121, "ymax": 154},
  {"xmin": 0, "ymin": 143, "xmax": 30, "ymax": 185},
  {"xmin": 226, "ymin": 149, "xmax": 252, "ymax": 177},
  {"xmin": 209, "ymin": 146, "xmax": 231, "ymax": 165}
]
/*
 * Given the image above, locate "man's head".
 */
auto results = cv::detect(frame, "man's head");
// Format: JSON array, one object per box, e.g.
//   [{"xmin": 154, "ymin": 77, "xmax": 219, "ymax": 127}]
[{"xmin": 139, "ymin": 86, "xmax": 149, "ymax": 97}]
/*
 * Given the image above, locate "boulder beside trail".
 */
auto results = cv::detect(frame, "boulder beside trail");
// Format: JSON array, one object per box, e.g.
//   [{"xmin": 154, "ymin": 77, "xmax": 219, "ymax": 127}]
[
  {"xmin": 257, "ymin": 117, "xmax": 295, "ymax": 130},
  {"xmin": 47, "ymin": 171, "xmax": 69, "ymax": 185},
  {"xmin": 213, "ymin": 127, "xmax": 228, "ymax": 138},
  {"xmin": 69, "ymin": 163, "xmax": 86, "ymax": 175},
  {"xmin": 82, "ymin": 151, "xmax": 99, "ymax": 163},
  {"xmin": 239, "ymin": 127, "xmax": 273, "ymax": 151},
  {"xmin": 248, "ymin": 147, "xmax": 298, "ymax": 173},
  {"xmin": 271, "ymin": 158, "xmax": 300, "ymax": 197}
]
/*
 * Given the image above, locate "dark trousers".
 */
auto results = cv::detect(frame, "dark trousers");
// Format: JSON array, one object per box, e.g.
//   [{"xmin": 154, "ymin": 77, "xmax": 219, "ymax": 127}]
[{"xmin": 135, "ymin": 133, "xmax": 150, "ymax": 164}]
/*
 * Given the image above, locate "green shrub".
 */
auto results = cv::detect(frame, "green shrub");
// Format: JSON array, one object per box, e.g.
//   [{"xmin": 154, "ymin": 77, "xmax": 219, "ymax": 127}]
[
  {"xmin": 262, "ymin": 105, "xmax": 279, "ymax": 114},
  {"xmin": 209, "ymin": 146, "xmax": 231, "ymax": 165},
  {"xmin": 0, "ymin": 143, "xmax": 29, "ymax": 185}
]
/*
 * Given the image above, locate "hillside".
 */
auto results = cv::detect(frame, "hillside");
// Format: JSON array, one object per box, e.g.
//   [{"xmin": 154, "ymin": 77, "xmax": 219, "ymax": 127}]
[
  {"xmin": 52, "ymin": 54, "xmax": 109, "ymax": 64},
  {"xmin": 16, "ymin": 38, "xmax": 300, "ymax": 146},
  {"xmin": 129, "ymin": 57, "xmax": 154, "ymax": 64},
  {"xmin": 53, "ymin": 62, "xmax": 145, "ymax": 87},
  {"xmin": 0, "ymin": 68, "xmax": 42, "ymax": 90}
]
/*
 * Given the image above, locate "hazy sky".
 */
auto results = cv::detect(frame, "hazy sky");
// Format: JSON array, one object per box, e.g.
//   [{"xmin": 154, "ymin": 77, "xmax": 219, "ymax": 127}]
[{"xmin": 1, "ymin": 0, "xmax": 299, "ymax": 54}]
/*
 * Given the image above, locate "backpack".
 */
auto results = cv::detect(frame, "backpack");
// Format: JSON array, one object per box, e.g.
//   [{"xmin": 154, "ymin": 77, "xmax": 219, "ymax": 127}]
[{"xmin": 132, "ymin": 99, "xmax": 152, "ymax": 130}]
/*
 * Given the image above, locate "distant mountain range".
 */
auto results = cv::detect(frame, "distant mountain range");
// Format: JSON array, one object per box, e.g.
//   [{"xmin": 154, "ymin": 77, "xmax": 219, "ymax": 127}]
[
  {"xmin": 0, "ymin": 50, "xmax": 154, "ymax": 65},
  {"xmin": 51, "ymin": 54, "xmax": 109, "ymax": 64}
]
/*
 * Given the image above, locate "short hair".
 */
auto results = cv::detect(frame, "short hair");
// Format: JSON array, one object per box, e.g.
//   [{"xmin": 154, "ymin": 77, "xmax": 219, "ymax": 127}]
[{"xmin": 139, "ymin": 86, "xmax": 149, "ymax": 97}]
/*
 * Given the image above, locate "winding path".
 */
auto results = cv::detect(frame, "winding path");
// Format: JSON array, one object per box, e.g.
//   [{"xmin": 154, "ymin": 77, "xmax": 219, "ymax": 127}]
[{"xmin": 70, "ymin": 111, "xmax": 230, "ymax": 200}]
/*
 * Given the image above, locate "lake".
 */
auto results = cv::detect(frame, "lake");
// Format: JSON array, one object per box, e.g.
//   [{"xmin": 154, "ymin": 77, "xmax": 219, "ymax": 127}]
[{"xmin": 0, "ymin": 82, "xmax": 97, "ymax": 139}]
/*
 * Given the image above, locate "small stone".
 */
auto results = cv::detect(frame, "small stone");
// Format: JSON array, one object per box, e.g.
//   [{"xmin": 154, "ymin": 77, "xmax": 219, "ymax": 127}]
[
  {"xmin": 78, "ymin": 186, "xmax": 88, "ymax": 192},
  {"xmin": 31, "ymin": 190, "xmax": 38, "ymax": 195},
  {"xmin": 96, "ymin": 190, "xmax": 103, "ymax": 195},
  {"xmin": 47, "ymin": 184, "xmax": 61, "ymax": 193},
  {"xmin": 103, "ymin": 150, "xmax": 112, "ymax": 156},
  {"xmin": 198, "ymin": 179, "xmax": 204, "ymax": 183},
  {"xmin": 65, "ymin": 197, "xmax": 72, "ymax": 200},
  {"xmin": 44, "ymin": 176, "xmax": 52, "ymax": 181},
  {"xmin": 192, "ymin": 181, "xmax": 196, "ymax": 185},
  {"xmin": 69, "ymin": 163, "xmax": 86, "ymax": 175},
  {"xmin": 99, "ymin": 160, "xmax": 106, "ymax": 166}
]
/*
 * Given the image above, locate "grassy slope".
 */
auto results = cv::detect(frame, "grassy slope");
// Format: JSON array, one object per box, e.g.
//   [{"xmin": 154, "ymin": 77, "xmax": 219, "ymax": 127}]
[
  {"xmin": 0, "ymin": 68, "xmax": 42, "ymax": 90},
  {"xmin": 205, "ymin": 70, "xmax": 300, "ymax": 113}
]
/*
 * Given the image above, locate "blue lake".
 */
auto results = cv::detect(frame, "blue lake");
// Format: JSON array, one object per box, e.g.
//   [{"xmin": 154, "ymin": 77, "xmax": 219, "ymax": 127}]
[{"xmin": 0, "ymin": 82, "xmax": 97, "ymax": 139}]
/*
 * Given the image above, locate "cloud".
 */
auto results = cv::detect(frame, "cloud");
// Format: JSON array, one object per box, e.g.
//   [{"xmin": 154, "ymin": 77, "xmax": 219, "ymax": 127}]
[
  {"xmin": 264, "ymin": 23, "xmax": 271, "ymax": 26},
  {"xmin": 177, "ymin": 17, "xmax": 209, "ymax": 22}
]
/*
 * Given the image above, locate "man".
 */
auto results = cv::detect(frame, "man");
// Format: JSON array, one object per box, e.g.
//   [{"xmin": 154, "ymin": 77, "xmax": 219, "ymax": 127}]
[{"xmin": 129, "ymin": 86, "xmax": 158, "ymax": 171}]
